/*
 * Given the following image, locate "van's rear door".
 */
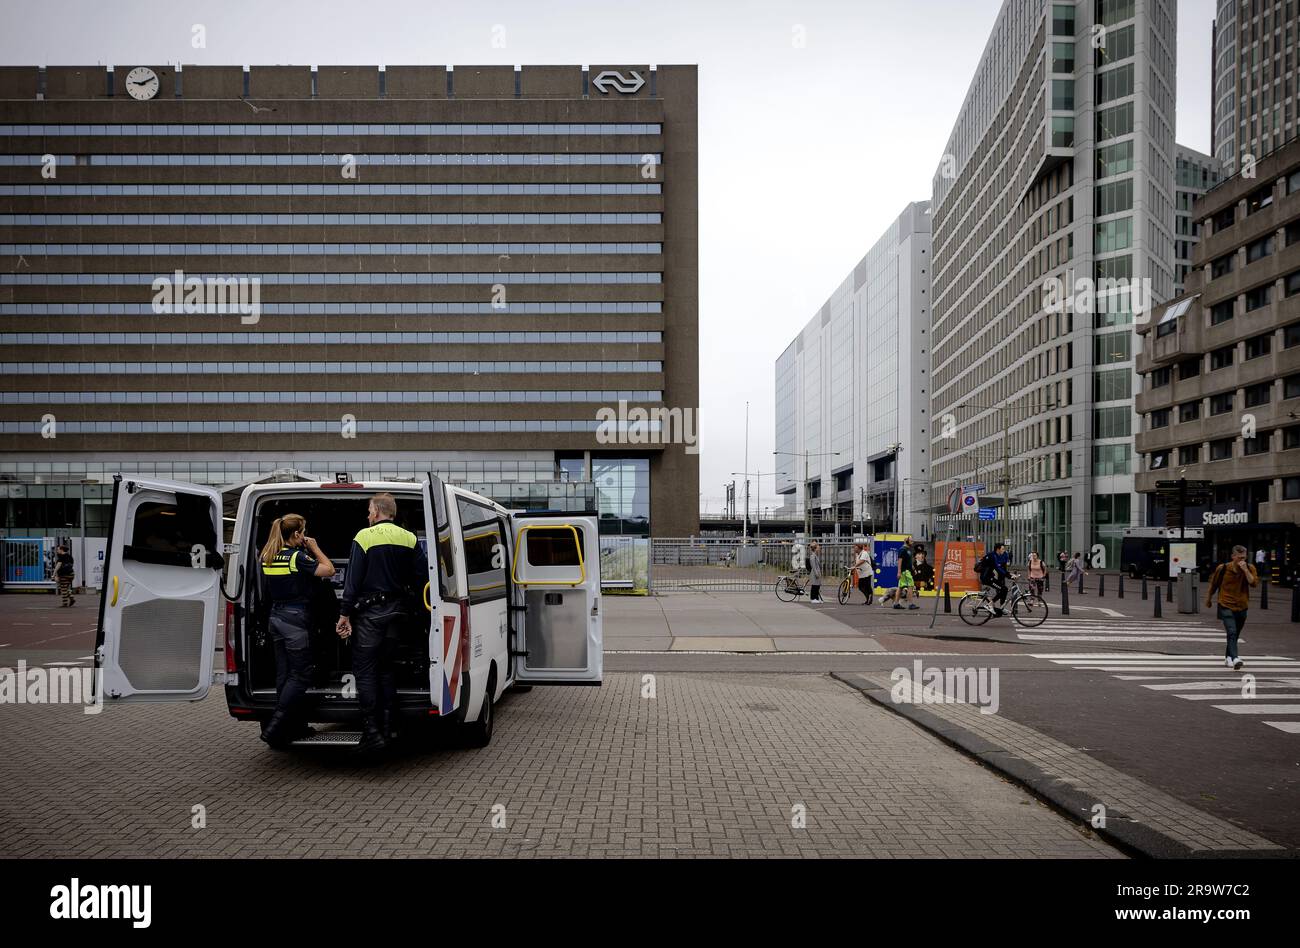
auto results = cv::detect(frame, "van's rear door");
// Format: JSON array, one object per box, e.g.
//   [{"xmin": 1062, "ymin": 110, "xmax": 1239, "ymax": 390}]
[
  {"xmin": 509, "ymin": 514, "xmax": 602, "ymax": 685},
  {"xmin": 94, "ymin": 476, "xmax": 224, "ymax": 702},
  {"xmin": 422, "ymin": 474, "xmax": 457, "ymax": 712}
]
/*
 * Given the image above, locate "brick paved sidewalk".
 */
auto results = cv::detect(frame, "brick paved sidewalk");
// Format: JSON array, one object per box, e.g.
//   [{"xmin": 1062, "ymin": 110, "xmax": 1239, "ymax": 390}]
[{"xmin": 0, "ymin": 672, "xmax": 1118, "ymax": 858}]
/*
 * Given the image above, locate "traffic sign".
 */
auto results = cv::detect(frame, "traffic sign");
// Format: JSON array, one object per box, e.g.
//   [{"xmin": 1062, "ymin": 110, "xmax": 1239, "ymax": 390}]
[
  {"xmin": 977, "ymin": 508, "xmax": 996, "ymax": 520},
  {"xmin": 964, "ymin": 483, "xmax": 987, "ymax": 492}
]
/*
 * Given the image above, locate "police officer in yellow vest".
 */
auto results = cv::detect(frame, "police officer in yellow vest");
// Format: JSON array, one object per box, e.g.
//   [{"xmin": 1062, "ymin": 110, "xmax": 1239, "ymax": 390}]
[
  {"xmin": 335, "ymin": 492, "xmax": 428, "ymax": 754},
  {"xmin": 259, "ymin": 513, "xmax": 335, "ymax": 748}
]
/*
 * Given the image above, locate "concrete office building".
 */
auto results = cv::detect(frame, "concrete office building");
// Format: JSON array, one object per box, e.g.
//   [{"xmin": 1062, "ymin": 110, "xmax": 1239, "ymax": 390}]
[
  {"xmin": 1212, "ymin": 0, "xmax": 1300, "ymax": 176},
  {"xmin": 1175, "ymin": 145, "xmax": 1225, "ymax": 294},
  {"xmin": 0, "ymin": 63, "xmax": 698, "ymax": 539},
  {"xmin": 774, "ymin": 202, "xmax": 932, "ymax": 537},
  {"xmin": 1137, "ymin": 138, "xmax": 1300, "ymax": 560},
  {"xmin": 930, "ymin": 0, "xmax": 1177, "ymax": 563}
]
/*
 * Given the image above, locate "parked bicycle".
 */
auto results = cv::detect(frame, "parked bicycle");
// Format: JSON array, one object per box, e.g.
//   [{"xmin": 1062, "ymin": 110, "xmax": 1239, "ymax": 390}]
[
  {"xmin": 958, "ymin": 574, "xmax": 1048, "ymax": 628},
  {"xmin": 775, "ymin": 571, "xmax": 810, "ymax": 602}
]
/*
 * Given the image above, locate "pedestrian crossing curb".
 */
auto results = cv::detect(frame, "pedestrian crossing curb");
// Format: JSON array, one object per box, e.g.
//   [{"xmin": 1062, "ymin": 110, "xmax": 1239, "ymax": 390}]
[{"xmin": 831, "ymin": 671, "xmax": 1289, "ymax": 859}]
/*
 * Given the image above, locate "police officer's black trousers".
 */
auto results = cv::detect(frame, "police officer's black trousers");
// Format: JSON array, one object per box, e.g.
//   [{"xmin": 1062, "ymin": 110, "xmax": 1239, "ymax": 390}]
[
  {"xmin": 352, "ymin": 601, "xmax": 404, "ymax": 733},
  {"xmin": 268, "ymin": 603, "xmax": 316, "ymax": 736}
]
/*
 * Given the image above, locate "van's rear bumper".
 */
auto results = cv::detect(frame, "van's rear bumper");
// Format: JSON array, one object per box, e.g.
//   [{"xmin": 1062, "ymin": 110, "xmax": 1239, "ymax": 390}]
[{"xmin": 225, "ymin": 686, "xmax": 435, "ymax": 722}]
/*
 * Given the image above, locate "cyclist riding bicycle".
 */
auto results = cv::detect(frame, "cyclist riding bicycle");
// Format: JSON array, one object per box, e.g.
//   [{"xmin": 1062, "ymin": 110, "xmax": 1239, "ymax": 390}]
[{"xmin": 976, "ymin": 542, "xmax": 1011, "ymax": 616}]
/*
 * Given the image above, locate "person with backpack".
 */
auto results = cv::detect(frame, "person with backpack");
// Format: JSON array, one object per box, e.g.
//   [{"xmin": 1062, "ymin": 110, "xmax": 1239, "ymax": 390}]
[
  {"xmin": 1064, "ymin": 552, "xmax": 1086, "ymax": 592},
  {"xmin": 1205, "ymin": 545, "xmax": 1258, "ymax": 670},
  {"xmin": 892, "ymin": 541, "xmax": 919, "ymax": 610},
  {"xmin": 977, "ymin": 543, "xmax": 1010, "ymax": 615},
  {"xmin": 54, "ymin": 545, "xmax": 75, "ymax": 607}
]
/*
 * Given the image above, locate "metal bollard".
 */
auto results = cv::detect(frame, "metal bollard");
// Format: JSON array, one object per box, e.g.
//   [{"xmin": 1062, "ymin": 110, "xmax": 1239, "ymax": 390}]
[
  {"xmin": 1061, "ymin": 579, "xmax": 1070, "ymax": 616},
  {"xmin": 1166, "ymin": 579, "xmax": 1173, "ymax": 603},
  {"xmin": 1078, "ymin": 571, "xmax": 1084, "ymax": 594},
  {"xmin": 1118, "ymin": 573, "xmax": 1124, "ymax": 598},
  {"xmin": 1261, "ymin": 579, "xmax": 1269, "ymax": 610},
  {"xmin": 1292, "ymin": 584, "xmax": 1300, "ymax": 622},
  {"xmin": 1153, "ymin": 588, "xmax": 1162, "ymax": 618},
  {"xmin": 1099, "ymin": 574, "xmax": 1105, "ymax": 596},
  {"xmin": 1141, "ymin": 578, "xmax": 1148, "ymax": 601},
  {"xmin": 943, "ymin": 582, "xmax": 951, "ymax": 614}
]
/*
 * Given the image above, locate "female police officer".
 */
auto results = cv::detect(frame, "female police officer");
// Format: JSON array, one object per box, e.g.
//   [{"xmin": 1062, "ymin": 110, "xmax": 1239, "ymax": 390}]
[{"xmin": 259, "ymin": 513, "xmax": 335, "ymax": 748}]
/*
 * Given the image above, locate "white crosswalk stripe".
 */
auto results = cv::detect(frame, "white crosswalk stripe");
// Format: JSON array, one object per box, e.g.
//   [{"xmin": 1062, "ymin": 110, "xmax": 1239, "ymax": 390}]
[
  {"xmin": 1031, "ymin": 652, "xmax": 1300, "ymax": 735},
  {"xmin": 1017, "ymin": 617, "xmax": 1224, "ymax": 643}
]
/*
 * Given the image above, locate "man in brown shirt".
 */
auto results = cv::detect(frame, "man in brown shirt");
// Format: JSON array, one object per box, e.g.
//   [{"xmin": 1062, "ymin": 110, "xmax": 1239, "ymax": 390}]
[{"xmin": 1205, "ymin": 545, "xmax": 1259, "ymax": 670}]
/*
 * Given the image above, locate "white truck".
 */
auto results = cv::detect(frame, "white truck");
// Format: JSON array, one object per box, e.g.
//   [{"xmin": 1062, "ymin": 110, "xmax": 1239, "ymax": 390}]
[{"xmin": 93, "ymin": 473, "xmax": 602, "ymax": 748}]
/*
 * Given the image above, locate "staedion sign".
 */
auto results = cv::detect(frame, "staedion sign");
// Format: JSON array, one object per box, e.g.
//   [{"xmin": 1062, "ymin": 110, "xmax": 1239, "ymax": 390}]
[{"xmin": 1202, "ymin": 508, "xmax": 1249, "ymax": 525}]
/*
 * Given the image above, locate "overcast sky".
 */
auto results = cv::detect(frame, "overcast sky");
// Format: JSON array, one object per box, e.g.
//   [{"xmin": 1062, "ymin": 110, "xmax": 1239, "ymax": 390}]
[{"xmin": 1, "ymin": 0, "xmax": 1216, "ymax": 513}]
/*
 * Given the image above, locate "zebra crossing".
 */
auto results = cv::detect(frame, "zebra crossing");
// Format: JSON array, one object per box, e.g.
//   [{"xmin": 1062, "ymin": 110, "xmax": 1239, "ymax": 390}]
[
  {"xmin": 1030, "ymin": 652, "xmax": 1300, "ymax": 735},
  {"xmin": 1016, "ymin": 616, "xmax": 1223, "ymax": 644}
]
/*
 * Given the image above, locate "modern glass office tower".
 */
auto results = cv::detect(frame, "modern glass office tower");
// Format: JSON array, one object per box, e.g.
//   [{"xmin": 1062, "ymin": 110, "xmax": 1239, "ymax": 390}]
[
  {"xmin": 1212, "ymin": 0, "xmax": 1300, "ymax": 176},
  {"xmin": 929, "ymin": 0, "xmax": 1177, "ymax": 563},
  {"xmin": 774, "ymin": 202, "xmax": 932, "ymax": 537},
  {"xmin": 1175, "ymin": 145, "xmax": 1226, "ymax": 295},
  {"xmin": 0, "ymin": 64, "xmax": 698, "ymax": 538}
]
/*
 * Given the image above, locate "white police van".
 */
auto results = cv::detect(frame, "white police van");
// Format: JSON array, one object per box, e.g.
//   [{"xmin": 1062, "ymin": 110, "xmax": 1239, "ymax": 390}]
[{"xmin": 93, "ymin": 473, "xmax": 602, "ymax": 748}]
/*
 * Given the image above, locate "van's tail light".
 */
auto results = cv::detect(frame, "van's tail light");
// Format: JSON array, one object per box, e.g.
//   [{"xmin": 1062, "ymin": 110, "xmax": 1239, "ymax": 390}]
[{"xmin": 225, "ymin": 600, "xmax": 239, "ymax": 674}]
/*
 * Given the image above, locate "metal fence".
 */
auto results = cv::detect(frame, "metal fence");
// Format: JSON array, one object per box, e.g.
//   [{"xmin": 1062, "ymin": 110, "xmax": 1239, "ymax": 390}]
[{"xmin": 648, "ymin": 538, "xmax": 860, "ymax": 592}]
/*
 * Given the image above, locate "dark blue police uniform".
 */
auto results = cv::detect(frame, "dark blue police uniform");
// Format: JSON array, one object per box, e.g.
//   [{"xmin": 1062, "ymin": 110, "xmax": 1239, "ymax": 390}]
[
  {"xmin": 340, "ymin": 519, "xmax": 428, "ymax": 751},
  {"xmin": 260, "ymin": 545, "xmax": 319, "ymax": 746}
]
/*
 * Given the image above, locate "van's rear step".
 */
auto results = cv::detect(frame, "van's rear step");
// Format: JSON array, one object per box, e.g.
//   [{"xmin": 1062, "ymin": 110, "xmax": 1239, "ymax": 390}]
[{"xmin": 291, "ymin": 729, "xmax": 362, "ymax": 746}]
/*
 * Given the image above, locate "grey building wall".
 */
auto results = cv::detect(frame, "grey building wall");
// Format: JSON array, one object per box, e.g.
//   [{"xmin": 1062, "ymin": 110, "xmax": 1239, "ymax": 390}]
[
  {"xmin": 0, "ymin": 63, "xmax": 699, "ymax": 537},
  {"xmin": 773, "ymin": 201, "xmax": 932, "ymax": 535}
]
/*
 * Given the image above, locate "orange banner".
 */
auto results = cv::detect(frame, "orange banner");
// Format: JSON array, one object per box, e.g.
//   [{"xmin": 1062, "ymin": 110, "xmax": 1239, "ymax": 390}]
[{"xmin": 936, "ymin": 541, "xmax": 985, "ymax": 593}]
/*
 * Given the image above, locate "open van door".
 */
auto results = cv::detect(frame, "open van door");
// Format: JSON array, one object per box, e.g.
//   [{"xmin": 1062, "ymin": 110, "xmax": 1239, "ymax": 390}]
[
  {"xmin": 94, "ymin": 476, "xmax": 224, "ymax": 702},
  {"xmin": 509, "ymin": 514, "xmax": 602, "ymax": 685},
  {"xmin": 422, "ymin": 473, "xmax": 458, "ymax": 712}
]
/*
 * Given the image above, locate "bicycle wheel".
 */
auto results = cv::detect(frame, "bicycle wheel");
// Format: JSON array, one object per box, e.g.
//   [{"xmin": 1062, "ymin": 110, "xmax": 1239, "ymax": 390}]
[
  {"xmin": 1012, "ymin": 594, "xmax": 1049, "ymax": 627},
  {"xmin": 775, "ymin": 577, "xmax": 797, "ymax": 602},
  {"xmin": 958, "ymin": 593, "xmax": 993, "ymax": 626},
  {"xmin": 837, "ymin": 577, "xmax": 851, "ymax": 605}
]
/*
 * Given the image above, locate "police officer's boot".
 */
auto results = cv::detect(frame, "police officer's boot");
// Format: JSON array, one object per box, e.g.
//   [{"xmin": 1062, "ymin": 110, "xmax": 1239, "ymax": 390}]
[
  {"xmin": 260, "ymin": 710, "xmax": 294, "ymax": 750},
  {"xmin": 356, "ymin": 716, "xmax": 389, "ymax": 756}
]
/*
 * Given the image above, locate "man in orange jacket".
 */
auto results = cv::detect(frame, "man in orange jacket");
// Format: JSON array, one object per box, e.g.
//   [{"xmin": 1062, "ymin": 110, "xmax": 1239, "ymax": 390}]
[{"xmin": 1205, "ymin": 545, "xmax": 1259, "ymax": 671}]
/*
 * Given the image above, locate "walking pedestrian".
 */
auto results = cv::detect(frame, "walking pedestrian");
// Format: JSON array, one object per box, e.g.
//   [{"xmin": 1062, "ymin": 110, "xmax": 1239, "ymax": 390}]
[
  {"xmin": 1205, "ymin": 545, "xmax": 1258, "ymax": 670},
  {"xmin": 1027, "ymin": 550, "xmax": 1046, "ymax": 598},
  {"xmin": 1065, "ymin": 552, "xmax": 1086, "ymax": 592},
  {"xmin": 853, "ymin": 541, "xmax": 875, "ymax": 605},
  {"xmin": 892, "ymin": 541, "xmax": 919, "ymax": 610},
  {"xmin": 808, "ymin": 542, "xmax": 825, "ymax": 603},
  {"xmin": 54, "ymin": 544, "xmax": 75, "ymax": 607}
]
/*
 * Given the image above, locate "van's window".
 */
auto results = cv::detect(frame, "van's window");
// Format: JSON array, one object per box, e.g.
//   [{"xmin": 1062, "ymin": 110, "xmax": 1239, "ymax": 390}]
[
  {"xmin": 124, "ymin": 494, "xmax": 217, "ymax": 568},
  {"xmin": 457, "ymin": 498, "xmax": 507, "ymax": 603},
  {"xmin": 524, "ymin": 527, "xmax": 584, "ymax": 567}
]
